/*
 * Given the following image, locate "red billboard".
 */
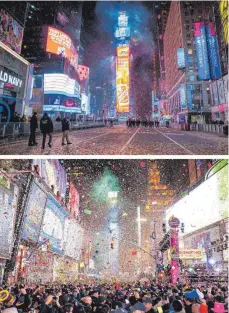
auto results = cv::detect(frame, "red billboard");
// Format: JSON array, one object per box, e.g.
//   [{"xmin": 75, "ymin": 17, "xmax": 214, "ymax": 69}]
[{"xmin": 46, "ymin": 26, "xmax": 78, "ymax": 67}]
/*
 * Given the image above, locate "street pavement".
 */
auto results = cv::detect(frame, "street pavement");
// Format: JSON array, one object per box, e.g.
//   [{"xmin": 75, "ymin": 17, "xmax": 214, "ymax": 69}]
[{"xmin": 0, "ymin": 124, "xmax": 228, "ymax": 155}]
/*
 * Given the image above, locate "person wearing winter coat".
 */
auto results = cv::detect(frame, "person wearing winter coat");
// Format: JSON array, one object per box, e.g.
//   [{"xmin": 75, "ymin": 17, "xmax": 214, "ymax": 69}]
[
  {"xmin": 28, "ymin": 112, "xmax": 38, "ymax": 146},
  {"xmin": 40, "ymin": 113, "xmax": 53, "ymax": 149},
  {"xmin": 61, "ymin": 118, "xmax": 72, "ymax": 145}
]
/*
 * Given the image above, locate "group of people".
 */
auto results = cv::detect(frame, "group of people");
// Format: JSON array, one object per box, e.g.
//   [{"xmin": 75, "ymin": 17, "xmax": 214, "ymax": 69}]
[
  {"xmin": 0, "ymin": 281, "xmax": 227, "ymax": 313},
  {"xmin": 126, "ymin": 119, "xmax": 161, "ymax": 128},
  {"xmin": 29, "ymin": 113, "xmax": 72, "ymax": 149}
]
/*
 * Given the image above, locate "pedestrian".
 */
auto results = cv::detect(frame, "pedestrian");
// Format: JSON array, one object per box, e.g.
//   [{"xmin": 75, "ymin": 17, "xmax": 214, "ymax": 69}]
[
  {"xmin": 95, "ymin": 297, "xmax": 110, "ymax": 313},
  {"xmin": 61, "ymin": 118, "xmax": 72, "ymax": 145},
  {"xmin": 40, "ymin": 112, "xmax": 53, "ymax": 149},
  {"xmin": 142, "ymin": 298, "xmax": 157, "ymax": 313},
  {"xmin": 28, "ymin": 112, "xmax": 38, "ymax": 146}
]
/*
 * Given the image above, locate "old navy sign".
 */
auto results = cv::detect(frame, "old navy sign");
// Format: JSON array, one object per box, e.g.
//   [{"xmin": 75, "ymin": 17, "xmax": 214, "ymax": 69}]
[
  {"xmin": 193, "ymin": 22, "xmax": 210, "ymax": 80},
  {"xmin": 0, "ymin": 71, "xmax": 23, "ymax": 88},
  {"xmin": 206, "ymin": 23, "xmax": 222, "ymax": 80}
]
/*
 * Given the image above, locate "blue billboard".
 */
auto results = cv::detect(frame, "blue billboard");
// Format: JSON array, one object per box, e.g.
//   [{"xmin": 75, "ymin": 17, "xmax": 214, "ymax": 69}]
[
  {"xmin": 22, "ymin": 179, "xmax": 47, "ymax": 243},
  {"xmin": 206, "ymin": 24, "xmax": 222, "ymax": 80},
  {"xmin": 193, "ymin": 22, "xmax": 210, "ymax": 80},
  {"xmin": 40, "ymin": 194, "xmax": 69, "ymax": 255},
  {"xmin": 177, "ymin": 48, "xmax": 186, "ymax": 69},
  {"xmin": 186, "ymin": 85, "xmax": 193, "ymax": 111},
  {"xmin": 180, "ymin": 84, "xmax": 187, "ymax": 109}
]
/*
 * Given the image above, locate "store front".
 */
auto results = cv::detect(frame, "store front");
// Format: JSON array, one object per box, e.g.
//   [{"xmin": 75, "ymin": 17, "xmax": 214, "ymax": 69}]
[{"xmin": 0, "ymin": 42, "xmax": 30, "ymax": 120}]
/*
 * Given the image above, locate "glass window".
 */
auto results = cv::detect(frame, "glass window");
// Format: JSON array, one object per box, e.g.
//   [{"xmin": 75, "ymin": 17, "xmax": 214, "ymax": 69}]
[
  {"xmin": 188, "ymin": 49, "xmax": 192, "ymax": 54},
  {"xmin": 189, "ymin": 75, "xmax": 195, "ymax": 81}
]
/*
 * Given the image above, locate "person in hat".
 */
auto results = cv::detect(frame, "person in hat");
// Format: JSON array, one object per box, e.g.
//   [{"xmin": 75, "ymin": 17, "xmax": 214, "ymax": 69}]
[
  {"xmin": 142, "ymin": 297, "xmax": 156, "ymax": 313},
  {"xmin": 95, "ymin": 297, "xmax": 109, "ymax": 313},
  {"xmin": 211, "ymin": 303, "xmax": 227, "ymax": 313},
  {"xmin": 172, "ymin": 300, "xmax": 185, "ymax": 313},
  {"xmin": 130, "ymin": 302, "xmax": 147, "ymax": 313}
]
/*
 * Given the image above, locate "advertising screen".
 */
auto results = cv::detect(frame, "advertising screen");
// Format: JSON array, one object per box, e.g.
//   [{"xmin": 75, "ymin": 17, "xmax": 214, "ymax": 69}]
[
  {"xmin": 206, "ymin": 24, "xmax": 222, "ymax": 80},
  {"xmin": 193, "ymin": 22, "xmax": 210, "ymax": 80},
  {"xmin": 0, "ymin": 177, "xmax": 18, "ymax": 259},
  {"xmin": 116, "ymin": 45, "xmax": 130, "ymax": 113},
  {"xmin": 177, "ymin": 48, "xmax": 186, "ymax": 69},
  {"xmin": 166, "ymin": 162, "xmax": 228, "ymax": 235},
  {"xmin": 0, "ymin": 9, "xmax": 24, "ymax": 54},
  {"xmin": 46, "ymin": 26, "xmax": 78, "ymax": 67},
  {"xmin": 44, "ymin": 73, "xmax": 80, "ymax": 97},
  {"xmin": 219, "ymin": 1, "xmax": 228, "ymax": 45},
  {"xmin": 64, "ymin": 219, "xmax": 83, "ymax": 259},
  {"xmin": 30, "ymin": 88, "xmax": 44, "ymax": 114},
  {"xmin": 40, "ymin": 195, "xmax": 69, "ymax": 254},
  {"xmin": 22, "ymin": 179, "xmax": 47, "ymax": 243},
  {"xmin": 32, "ymin": 160, "xmax": 67, "ymax": 198},
  {"xmin": 68, "ymin": 181, "xmax": 79, "ymax": 218}
]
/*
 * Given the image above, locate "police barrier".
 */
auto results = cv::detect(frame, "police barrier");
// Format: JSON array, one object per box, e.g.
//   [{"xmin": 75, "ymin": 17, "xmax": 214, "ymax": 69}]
[{"xmin": 0, "ymin": 120, "xmax": 109, "ymax": 141}]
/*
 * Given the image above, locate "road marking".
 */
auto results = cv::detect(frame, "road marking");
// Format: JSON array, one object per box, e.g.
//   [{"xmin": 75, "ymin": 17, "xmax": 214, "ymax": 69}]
[
  {"xmin": 120, "ymin": 127, "xmax": 141, "ymax": 153},
  {"xmin": 155, "ymin": 129, "xmax": 195, "ymax": 155}
]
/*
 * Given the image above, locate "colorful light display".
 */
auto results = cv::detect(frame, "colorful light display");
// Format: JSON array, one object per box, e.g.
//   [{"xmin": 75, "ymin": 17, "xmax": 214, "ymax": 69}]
[
  {"xmin": 116, "ymin": 45, "xmax": 130, "ymax": 113},
  {"xmin": 219, "ymin": 1, "xmax": 228, "ymax": 45}
]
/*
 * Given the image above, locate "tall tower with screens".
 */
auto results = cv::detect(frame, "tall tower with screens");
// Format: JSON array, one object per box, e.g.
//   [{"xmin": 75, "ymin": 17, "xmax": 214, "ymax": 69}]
[{"xmin": 115, "ymin": 12, "xmax": 130, "ymax": 114}]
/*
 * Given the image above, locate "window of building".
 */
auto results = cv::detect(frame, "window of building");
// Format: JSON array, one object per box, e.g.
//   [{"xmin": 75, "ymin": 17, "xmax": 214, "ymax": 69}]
[{"xmin": 188, "ymin": 49, "xmax": 192, "ymax": 54}]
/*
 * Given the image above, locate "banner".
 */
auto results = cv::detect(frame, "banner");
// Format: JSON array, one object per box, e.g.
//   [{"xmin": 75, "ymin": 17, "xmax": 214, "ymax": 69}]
[
  {"xmin": 179, "ymin": 249, "xmax": 204, "ymax": 260},
  {"xmin": 22, "ymin": 180, "xmax": 47, "ymax": 243},
  {"xmin": 64, "ymin": 219, "xmax": 84, "ymax": 259},
  {"xmin": 0, "ymin": 177, "xmax": 18, "ymax": 259},
  {"xmin": 193, "ymin": 22, "xmax": 210, "ymax": 80},
  {"xmin": 206, "ymin": 24, "xmax": 222, "ymax": 80},
  {"xmin": 69, "ymin": 181, "xmax": 79, "ymax": 217},
  {"xmin": 170, "ymin": 229, "xmax": 180, "ymax": 284},
  {"xmin": 217, "ymin": 79, "xmax": 227, "ymax": 104},
  {"xmin": 0, "ymin": 9, "xmax": 24, "ymax": 54},
  {"xmin": 177, "ymin": 48, "xmax": 186, "ymax": 69},
  {"xmin": 180, "ymin": 84, "xmax": 187, "ymax": 109},
  {"xmin": 116, "ymin": 45, "xmax": 129, "ymax": 113}
]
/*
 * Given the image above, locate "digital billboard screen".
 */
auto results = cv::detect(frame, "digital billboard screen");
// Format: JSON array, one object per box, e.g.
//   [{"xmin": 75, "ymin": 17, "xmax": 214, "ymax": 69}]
[
  {"xmin": 166, "ymin": 161, "xmax": 228, "ymax": 235},
  {"xmin": 206, "ymin": 24, "xmax": 222, "ymax": 80},
  {"xmin": 46, "ymin": 26, "xmax": 78, "ymax": 67},
  {"xmin": 40, "ymin": 195, "xmax": 69, "ymax": 254},
  {"xmin": 22, "ymin": 179, "xmax": 47, "ymax": 243},
  {"xmin": 193, "ymin": 22, "xmax": 210, "ymax": 80},
  {"xmin": 116, "ymin": 45, "xmax": 130, "ymax": 113},
  {"xmin": 44, "ymin": 73, "xmax": 80, "ymax": 97},
  {"xmin": 64, "ymin": 219, "xmax": 83, "ymax": 259},
  {"xmin": 0, "ymin": 9, "xmax": 24, "ymax": 54}
]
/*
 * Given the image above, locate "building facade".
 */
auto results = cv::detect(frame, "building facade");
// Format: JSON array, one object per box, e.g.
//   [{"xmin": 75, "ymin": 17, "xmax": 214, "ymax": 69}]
[{"xmin": 164, "ymin": 1, "xmax": 225, "ymax": 125}]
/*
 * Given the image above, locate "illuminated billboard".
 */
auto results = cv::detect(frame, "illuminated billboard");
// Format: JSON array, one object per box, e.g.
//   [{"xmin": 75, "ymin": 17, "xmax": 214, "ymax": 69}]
[
  {"xmin": 44, "ymin": 74, "xmax": 80, "ymax": 97},
  {"xmin": 206, "ymin": 24, "xmax": 222, "ymax": 80},
  {"xmin": 116, "ymin": 45, "xmax": 130, "ymax": 113},
  {"xmin": 177, "ymin": 48, "xmax": 186, "ymax": 69},
  {"xmin": 193, "ymin": 22, "xmax": 210, "ymax": 80},
  {"xmin": 0, "ymin": 9, "xmax": 24, "ymax": 54},
  {"xmin": 46, "ymin": 27, "xmax": 78, "ymax": 67},
  {"xmin": 166, "ymin": 161, "xmax": 228, "ymax": 235},
  {"xmin": 219, "ymin": 1, "xmax": 228, "ymax": 45}
]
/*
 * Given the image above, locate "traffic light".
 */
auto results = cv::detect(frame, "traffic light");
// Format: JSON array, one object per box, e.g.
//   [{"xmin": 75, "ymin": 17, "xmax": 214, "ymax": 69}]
[{"xmin": 111, "ymin": 240, "xmax": 114, "ymax": 249}]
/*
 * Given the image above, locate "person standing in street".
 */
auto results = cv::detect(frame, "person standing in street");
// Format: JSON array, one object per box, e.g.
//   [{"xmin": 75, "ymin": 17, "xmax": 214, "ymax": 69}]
[
  {"xmin": 28, "ymin": 112, "xmax": 38, "ymax": 146},
  {"xmin": 62, "ymin": 118, "xmax": 72, "ymax": 145},
  {"xmin": 40, "ymin": 112, "xmax": 53, "ymax": 149}
]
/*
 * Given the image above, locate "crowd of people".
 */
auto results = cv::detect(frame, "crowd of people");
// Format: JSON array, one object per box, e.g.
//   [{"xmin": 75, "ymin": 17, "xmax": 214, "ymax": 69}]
[
  {"xmin": 0, "ymin": 281, "xmax": 228, "ymax": 313},
  {"xmin": 126, "ymin": 119, "xmax": 166, "ymax": 128}
]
